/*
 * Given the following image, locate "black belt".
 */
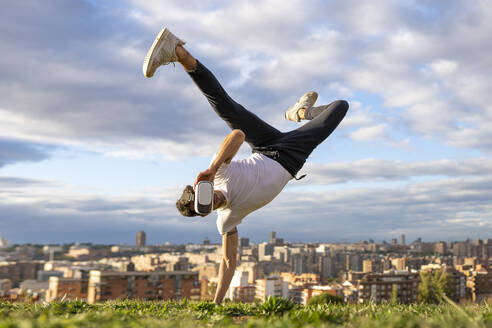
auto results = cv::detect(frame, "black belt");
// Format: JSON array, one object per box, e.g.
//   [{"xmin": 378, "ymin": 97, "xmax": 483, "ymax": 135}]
[{"xmin": 252, "ymin": 147, "xmax": 306, "ymax": 180}]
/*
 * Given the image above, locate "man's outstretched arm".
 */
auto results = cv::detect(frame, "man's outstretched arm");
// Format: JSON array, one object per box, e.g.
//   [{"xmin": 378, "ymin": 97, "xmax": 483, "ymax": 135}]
[
  {"xmin": 213, "ymin": 227, "xmax": 238, "ymax": 304},
  {"xmin": 194, "ymin": 129, "xmax": 245, "ymax": 187}
]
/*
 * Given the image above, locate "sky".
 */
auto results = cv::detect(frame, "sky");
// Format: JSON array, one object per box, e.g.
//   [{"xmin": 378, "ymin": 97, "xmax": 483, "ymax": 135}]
[{"xmin": 0, "ymin": 0, "xmax": 491, "ymax": 245}]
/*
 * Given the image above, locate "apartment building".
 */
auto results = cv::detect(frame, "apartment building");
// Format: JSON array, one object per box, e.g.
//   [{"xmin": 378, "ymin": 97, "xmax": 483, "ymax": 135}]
[
  {"xmin": 255, "ymin": 276, "xmax": 289, "ymax": 301},
  {"xmin": 363, "ymin": 259, "xmax": 383, "ymax": 273},
  {"xmin": 358, "ymin": 271, "xmax": 419, "ymax": 304},
  {"xmin": 467, "ymin": 271, "xmax": 492, "ymax": 303},
  {"xmin": 46, "ymin": 277, "xmax": 88, "ymax": 301},
  {"xmin": 0, "ymin": 279, "xmax": 11, "ymax": 296},
  {"xmin": 280, "ymin": 272, "xmax": 319, "ymax": 286},
  {"xmin": 300, "ymin": 285, "xmax": 344, "ymax": 305},
  {"xmin": 420, "ymin": 264, "xmax": 466, "ymax": 302},
  {"xmin": 87, "ymin": 271, "xmax": 200, "ymax": 304},
  {"xmin": 0, "ymin": 261, "xmax": 44, "ymax": 285},
  {"xmin": 227, "ymin": 270, "xmax": 256, "ymax": 303}
]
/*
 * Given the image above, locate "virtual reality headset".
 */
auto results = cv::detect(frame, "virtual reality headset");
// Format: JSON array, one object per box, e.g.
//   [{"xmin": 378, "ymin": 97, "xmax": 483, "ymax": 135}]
[{"xmin": 194, "ymin": 181, "xmax": 214, "ymax": 215}]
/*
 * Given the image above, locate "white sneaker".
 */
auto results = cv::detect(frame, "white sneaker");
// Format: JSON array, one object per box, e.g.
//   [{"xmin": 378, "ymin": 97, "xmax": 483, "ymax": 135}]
[
  {"xmin": 285, "ymin": 91, "xmax": 318, "ymax": 122},
  {"xmin": 142, "ymin": 27, "xmax": 186, "ymax": 78}
]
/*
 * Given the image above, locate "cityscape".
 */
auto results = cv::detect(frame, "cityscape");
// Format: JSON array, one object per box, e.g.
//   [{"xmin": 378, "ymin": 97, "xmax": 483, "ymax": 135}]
[{"xmin": 0, "ymin": 231, "xmax": 490, "ymax": 305}]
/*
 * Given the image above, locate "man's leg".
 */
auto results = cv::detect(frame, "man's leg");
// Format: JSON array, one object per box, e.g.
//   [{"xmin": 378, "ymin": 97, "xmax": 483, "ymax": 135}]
[
  {"xmin": 176, "ymin": 46, "xmax": 281, "ymax": 148},
  {"xmin": 291, "ymin": 100, "xmax": 348, "ymax": 152},
  {"xmin": 275, "ymin": 100, "xmax": 349, "ymax": 176}
]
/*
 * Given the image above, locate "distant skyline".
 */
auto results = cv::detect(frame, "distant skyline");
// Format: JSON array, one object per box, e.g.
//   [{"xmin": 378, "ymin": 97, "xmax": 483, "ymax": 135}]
[
  {"xmin": 0, "ymin": 232, "xmax": 487, "ymax": 247},
  {"xmin": 1, "ymin": 0, "xmax": 491, "ymax": 244}
]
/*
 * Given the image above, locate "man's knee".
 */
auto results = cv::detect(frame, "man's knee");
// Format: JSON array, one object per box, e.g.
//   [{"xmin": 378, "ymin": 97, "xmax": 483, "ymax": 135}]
[
  {"xmin": 334, "ymin": 100, "xmax": 349, "ymax": 114},
  {"xmin": 330, "ymin": 100, "xmax": 349, "ymax": 121}
]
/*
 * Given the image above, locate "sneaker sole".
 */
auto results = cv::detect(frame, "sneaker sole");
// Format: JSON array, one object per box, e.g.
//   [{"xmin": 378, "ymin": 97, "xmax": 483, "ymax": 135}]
[{"xmin": 142, "ymin": 27, "xmax": 171, "ymax": 78}]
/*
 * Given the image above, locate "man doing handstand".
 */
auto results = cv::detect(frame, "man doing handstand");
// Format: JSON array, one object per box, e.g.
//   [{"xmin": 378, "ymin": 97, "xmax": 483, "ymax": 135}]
[{"xmin": 142, "ymin": 28, "xmax": 349, "ymax": 303}]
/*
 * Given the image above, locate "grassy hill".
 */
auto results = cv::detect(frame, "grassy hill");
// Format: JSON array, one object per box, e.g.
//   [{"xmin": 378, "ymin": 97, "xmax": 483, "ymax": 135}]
[{"xmin": 0, "ymin": 298, "xmax": 490, "ymax": 327}]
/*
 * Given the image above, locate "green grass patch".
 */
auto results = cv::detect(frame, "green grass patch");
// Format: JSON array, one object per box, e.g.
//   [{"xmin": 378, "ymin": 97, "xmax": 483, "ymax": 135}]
[{"xmin": 0, "ymin": 297, "xmax": 490, "ymax": 327}]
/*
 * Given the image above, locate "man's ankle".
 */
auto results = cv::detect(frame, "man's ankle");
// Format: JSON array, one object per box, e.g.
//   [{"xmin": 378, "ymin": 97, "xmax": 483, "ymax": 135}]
[
  {"xmin": 176, "ymin": 45, "xmax": 197, "ymax": 70},
  {"xmin": 175, "ymin": 45, "xmax": 187, "ymax": 62},
  {"xmin": 298, "ymin": 108, "xmax": 307, "ymax": 120}
]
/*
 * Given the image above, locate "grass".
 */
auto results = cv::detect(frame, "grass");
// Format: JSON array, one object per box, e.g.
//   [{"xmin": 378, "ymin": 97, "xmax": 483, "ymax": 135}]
[{"xmin": 0, "ymin": 297, "xmax": 490, "ymax": 327}]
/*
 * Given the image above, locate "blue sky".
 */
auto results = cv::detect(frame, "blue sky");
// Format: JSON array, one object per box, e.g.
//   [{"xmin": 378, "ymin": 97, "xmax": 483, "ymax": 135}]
[{"xmin": 0, "ymin": 0, "xmax": 491, "ymax": 245}]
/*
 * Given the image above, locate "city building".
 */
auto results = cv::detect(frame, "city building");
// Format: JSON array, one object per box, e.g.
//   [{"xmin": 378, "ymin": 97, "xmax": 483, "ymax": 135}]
[
  {"xmin": 255, "ymin": 276, "xmax": 289, "ymax": 300},
  {"xmin": 300, "ymin": 285, "xmax": 344, "ymax": 305},
  {"xmin": 399, "ymin": 234, "xmax": 406, "ymax": 245},
  {"xmin": 0, "ymin": 279, "xmax": 11, "ymax": 296},
  {"xmin": 131, "ymin": 254, "xmax": 166, "ymax": 271},
  {"xmin": 363, "ymin": 259, "xmax": 383, "ymax": 273},
  {"xmin": 358, "ymin": 271, "xmax": 419, "ymax": 304},
  {"xmin": 258, "ymin": 243, "xmax": 274, "ymax": 261},
  {"xmin": 237, "ymin": 262, "xmax": 264, "ymax": 283},
  {"xmin": 346, "ymin": 254, "xmax": 362, "ymax": 272},
  {"xmin": 467, "ymin": 271, "xmax": 492, "ymax": 303},
  {"xmin": 87, "ymin": 270, "xmax": 200, "ymax": 304},
  {"xmin": 319, "ymin": 256, "xmax": 337, "ymax": 280},
  {"xmin": 19, "ymin": 279, "xmax": 49, "ymax": 299},
  {"xmin": 66, "ymin": 244, "xmax": 91, "ymax": 259},
  {"xmin": 192, "ymin": 262, "xmax": 220, "ymax": 281},
  {"xmin": 0, "ymin": 237, "xmax": 11, "ymax": 249},
  {"xmin": 273, "ymin": 246, "xmax": 290, "ymax": 263},
  {"xmin": 136, "ymin": 231, "xmax": 146, "ymax": 248},
  {"xmin": 291, "ymin": 253, "xmax": 306, "ymax": 275},
  {"xmin": 46, "ymin": 277, "xmax": 88, "ymax": 302},
  {"xmin": 0, "ymin": 261, "xmax": 44, "ymax": 285},
  {"xmin": 280, "ymin": 272, "xmax": 320, "ymax": 287},
  {"xmin": 239, "ymin": 238, "xmax": 250, "ymax": 248},
  {"xmin": 37, "ymin": 270, "xmax": 64, "ymax": 281},
  {"xmin": 420, "ymin": 264, "xmax": 466, "ymax": 302},
  {"xmin": 391, "ymin": 257, "xmax": 407, "ymax": 271},
  {"xmin": 434, "ymin": 242, "xmax": 447, "ymax": 254},
  {"xmin": 227, "ymin": 270, "xmax": 255, "ymax": 303}
]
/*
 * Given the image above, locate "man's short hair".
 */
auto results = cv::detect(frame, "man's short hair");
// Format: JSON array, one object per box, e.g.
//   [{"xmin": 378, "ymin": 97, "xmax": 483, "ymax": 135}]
[{"xmin": 176, "ymin": 185, "xmax": 199, "ymax": 217}]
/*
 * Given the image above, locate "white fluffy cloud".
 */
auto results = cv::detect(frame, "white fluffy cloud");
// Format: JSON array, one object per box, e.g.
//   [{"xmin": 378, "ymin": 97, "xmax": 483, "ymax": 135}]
[
  {"xmin": 302, "ymin": 157, "xmax": 492, "ymax": 184},
  {"xmin": 1, "ymin": 0, "xmax": 491, "ymax": 243}
]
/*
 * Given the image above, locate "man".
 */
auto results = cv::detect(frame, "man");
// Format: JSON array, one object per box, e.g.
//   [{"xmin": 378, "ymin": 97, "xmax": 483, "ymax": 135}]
[{"xmin": 143, "ymin": 28, "xmax": 349, "ymax": 303}]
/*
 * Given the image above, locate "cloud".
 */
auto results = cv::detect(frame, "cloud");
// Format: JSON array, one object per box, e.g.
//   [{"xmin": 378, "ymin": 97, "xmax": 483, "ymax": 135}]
[
  {"xmin": 1, "ymin": 0, "xmax": 492, "ymax": 244},
  {"xmin": 1, "ymin": 156, "xmax": 491, "ymax": 244},
  {"xmin": 0, "ymin": 138, "xmax": 54, "ymax": 168},
  {"xmin": 301, "ymin": 157, "xmax": 492, "ymax": 184},
  {"xmin": 0, "ymin": 183, "xmax": 219, "ymax": 244},
  {"xmin": 349, "ymin": 124, "xmax": 388, "ymax": 141},
  {"xmin": 2, "ymin": 0, "xmax": 491, "ymax": 158},
  {"xmin": 255, "ymin": 175, "xmax": 492, "ymax": 243},
  {"xmin": 0, "ymin": 177, "xmax": 47, "ymax": 188}
]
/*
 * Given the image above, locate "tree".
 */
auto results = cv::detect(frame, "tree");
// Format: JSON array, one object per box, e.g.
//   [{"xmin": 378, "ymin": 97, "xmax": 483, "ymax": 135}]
[
  {"xmin": 307, "ymin": 293, "xmax": 344, "ymax": 306},
  {"xmin": 418, "ymin": 269, "xmax": 452, "ymax": 304}
]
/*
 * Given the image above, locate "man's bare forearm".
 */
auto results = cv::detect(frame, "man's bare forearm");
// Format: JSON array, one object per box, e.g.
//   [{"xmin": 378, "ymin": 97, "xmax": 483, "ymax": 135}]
[
  {"xmin": 213, "ymin": 228, "xmax": 238, "ymax": 304},
  {"xmin": 194, "ymin": 130, "xmax": 245, "ymax": 187},
  {"xmin": 210, "ymin": 130, "xmax": 245, "ymax": 170}
]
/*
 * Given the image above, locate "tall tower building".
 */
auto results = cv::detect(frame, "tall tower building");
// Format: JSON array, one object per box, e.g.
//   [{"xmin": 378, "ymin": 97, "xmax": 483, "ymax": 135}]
[
  {"xmin": 258, "ymin": 242, "xmax": 274, "ymax": 261},
  {"xmin": 136, "ymin": 230, "xmax": 146, "ymax": 248},
  {"xmin": 269, "ymin": 231, "xmax": 276, "ymax": 244},
  {"xmin": 399, "ymin": 234, "xmax": 406, "ymax": 245},
  {"xmin": 240, "ymin": 238, "xmax": 250, "ymax": 247}
]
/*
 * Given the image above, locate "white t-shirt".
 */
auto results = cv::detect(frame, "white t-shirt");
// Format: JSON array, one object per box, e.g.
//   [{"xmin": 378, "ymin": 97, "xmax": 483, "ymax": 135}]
[{"xmin": 212, "ymin": 153, "xmax": 293, "ymax": 235}]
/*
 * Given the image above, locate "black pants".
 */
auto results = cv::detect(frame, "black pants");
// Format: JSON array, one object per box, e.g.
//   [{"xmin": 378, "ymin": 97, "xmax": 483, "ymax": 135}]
[{"xmin": 187, "ymin": 60, "xmax": 349, "ymax": 178}]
